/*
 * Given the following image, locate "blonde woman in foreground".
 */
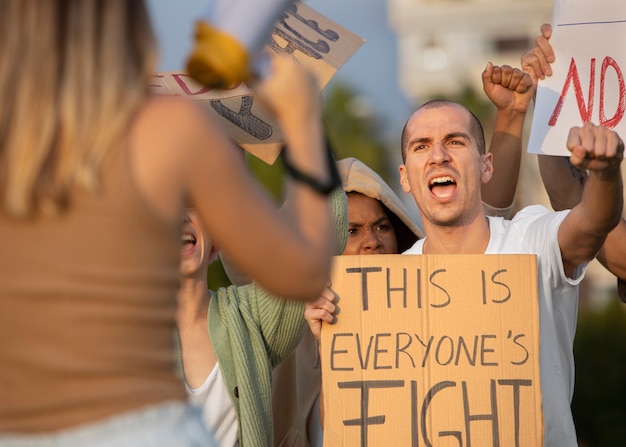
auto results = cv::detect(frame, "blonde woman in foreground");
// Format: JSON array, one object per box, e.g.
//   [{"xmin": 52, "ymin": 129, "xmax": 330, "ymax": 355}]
[{"xmin": 0, "ymin": 1, "xmax": 338, "ymax": 446}]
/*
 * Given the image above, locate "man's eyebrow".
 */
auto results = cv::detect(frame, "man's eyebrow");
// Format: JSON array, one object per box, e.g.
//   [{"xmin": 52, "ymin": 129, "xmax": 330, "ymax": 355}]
[
  {"xmin": 407, "ymin": 132, "xmax": 471, "ymax": 147},
  {"xmin": 406, "ymin": 136, "xmax": 431, "ymax": 147},
  {"xmin": 445, "ymin": 131, "xmax": 471, "ymax": 141}
]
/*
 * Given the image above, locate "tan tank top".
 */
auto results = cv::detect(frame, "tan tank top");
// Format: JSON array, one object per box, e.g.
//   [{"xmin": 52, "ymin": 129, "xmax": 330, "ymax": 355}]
[{"xmin": 0, "ymin": 143, "xmax": 185, "ymax": 432}]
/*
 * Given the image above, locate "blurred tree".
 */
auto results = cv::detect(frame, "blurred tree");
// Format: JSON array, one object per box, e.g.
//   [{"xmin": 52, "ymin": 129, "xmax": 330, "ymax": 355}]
[
  {"xmin": 572, "ymin": 299, "xmax": 626, "ymax": 446},
  {"xmin": 322, "ymin": 83, "xmax": 393, "ymax": 183}
]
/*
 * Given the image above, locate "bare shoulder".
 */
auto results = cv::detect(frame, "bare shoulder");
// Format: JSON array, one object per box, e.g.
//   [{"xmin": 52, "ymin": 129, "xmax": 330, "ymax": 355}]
[
  {"xmin": 137, "ymin": 95, "xmax": 212, "ymax": 136},
  {"xmin": 128, "ymin": 95, "xmax": 240, "ymax": 223},
  {"xmin": 131, "ymin": 95, "xmax": 226, "ymax": 161},
  {"xmin": 128, "ymin": 95, "xmax": 212, "ymax": 222},
  {"xmin": 136, "ymin": 95, "xmax": 233, "ymax": 157},
  {"xmin": 144, "ymin": 94, "xmax": 205, "ymax": 117}
]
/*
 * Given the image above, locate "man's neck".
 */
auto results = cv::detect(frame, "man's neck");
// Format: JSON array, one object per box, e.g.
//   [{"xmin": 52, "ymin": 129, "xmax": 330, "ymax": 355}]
[{"xmin": 422, "ymin": 214, "xmax": 491, "ymax": 255}]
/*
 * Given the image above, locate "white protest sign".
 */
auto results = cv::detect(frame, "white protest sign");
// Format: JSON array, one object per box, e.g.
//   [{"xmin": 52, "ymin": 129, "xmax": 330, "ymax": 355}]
[
  {"xmin": 528, "ymin": 0, "xmax": 626, "ymax": 155},
  {"xmin": 151, "ymin": 1, "xmax": 364, "ymax": 165}
]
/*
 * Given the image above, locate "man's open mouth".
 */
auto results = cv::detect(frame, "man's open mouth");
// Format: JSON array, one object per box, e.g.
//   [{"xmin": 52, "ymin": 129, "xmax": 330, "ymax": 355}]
[{"xmin": 429, "ymin": 176, "xmax": 456, "ymax": 199}]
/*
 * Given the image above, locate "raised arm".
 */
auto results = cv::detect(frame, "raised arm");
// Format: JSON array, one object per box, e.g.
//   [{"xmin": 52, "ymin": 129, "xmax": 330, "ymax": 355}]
[
  {"xmin": 539, "ymin": 156, "xmax": 626, "ymax": 284},
  {"xmin": 599, "ymin": 222, "xmax": 626, "ymax": 287},
  {"xmin": 538, "ymin": 155, "xmax": 587, "ymax": 210},
  {"xmin": 481, "ymin": 63, "xmax": 534, "ymax": 211},
  {"xmin": 558, "ymin": 123, "xmax": 624, "ymax": 277},
  {"xmin": 190, "ymin": 55, "xmax": 336, "ymax": 301}
]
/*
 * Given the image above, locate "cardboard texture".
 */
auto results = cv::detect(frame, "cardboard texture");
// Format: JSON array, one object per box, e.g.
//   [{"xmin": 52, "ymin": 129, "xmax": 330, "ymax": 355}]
[
  {"xmin": 150, "ymin": 1, "xmax": 364, "ymax": 165},
  {"xmin": 321, "ymin": 254, "xmax": 543, "ymax": 447}
]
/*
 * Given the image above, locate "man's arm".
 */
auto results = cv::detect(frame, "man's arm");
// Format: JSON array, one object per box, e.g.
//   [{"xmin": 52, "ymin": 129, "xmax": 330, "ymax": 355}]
[
  {"xmin": 558, "ymin": 124, "xmax": 624, "ymax": 277},
  {"xmin": 538, "ymin": 155, "xmax": 626, "ymax": 282},
  {"xmin": 538, "ymin": 155, "xmax": 587, "ymax": 210},
  {"xmin": 481, "ymin": 63, "xmax": 534, "ymax": 211},
  {"xmin": 598, "ymin": 223, "xmax": 626, "ymax": 290}
]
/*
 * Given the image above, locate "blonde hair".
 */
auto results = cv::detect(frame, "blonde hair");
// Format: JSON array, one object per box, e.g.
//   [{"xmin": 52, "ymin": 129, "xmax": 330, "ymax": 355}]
[{"xmin": 0, "ymin": 0, "xmax": 157, "ymax": 217}]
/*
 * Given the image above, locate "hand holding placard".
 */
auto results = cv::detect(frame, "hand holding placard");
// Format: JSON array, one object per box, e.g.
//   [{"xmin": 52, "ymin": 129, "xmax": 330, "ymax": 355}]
[
  {"xmin": 154, "ymin": 2, "xmax": 364, "ymax": 164},
  {"xmin": 528, "ymin": 0, "xmax": 626, "ymax": 156},
  {"xmin": 187, "ymin": 0, "xmax": 295, "ymax": 88}
]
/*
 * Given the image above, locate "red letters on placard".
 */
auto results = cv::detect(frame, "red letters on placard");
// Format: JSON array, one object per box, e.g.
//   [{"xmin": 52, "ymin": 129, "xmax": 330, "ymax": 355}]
[
  {"xmin": 600, "ymin": 57, "xmax": 626, "ymax": 128},
  {"xmin": 549, "ymin": 57, "xmax": 595, "ymax": 126},
  {"xmin": 549, "ymin": 56, "xmax": 625, "ymax": 129},
  {"xmin": 170, "ymin": 73, "xmax": 242, "ymax": 95}
]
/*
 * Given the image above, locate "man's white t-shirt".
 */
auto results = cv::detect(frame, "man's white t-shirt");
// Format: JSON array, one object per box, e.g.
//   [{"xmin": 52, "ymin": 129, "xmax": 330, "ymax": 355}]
[{"xmin": 404, "ymin": 205, "xmax": 586, "ymax": 447}]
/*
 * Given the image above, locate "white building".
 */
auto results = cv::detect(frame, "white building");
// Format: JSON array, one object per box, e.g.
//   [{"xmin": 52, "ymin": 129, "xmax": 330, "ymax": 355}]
[{"xmin": 388, "ymin": 0, "xmax": 552, "ymax": 101}]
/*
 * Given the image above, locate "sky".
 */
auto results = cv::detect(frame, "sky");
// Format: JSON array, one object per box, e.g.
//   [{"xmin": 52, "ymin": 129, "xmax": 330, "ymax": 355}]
[{"xmin": 146, "ymin": 0, "xmax": 412, "ymax": 142}]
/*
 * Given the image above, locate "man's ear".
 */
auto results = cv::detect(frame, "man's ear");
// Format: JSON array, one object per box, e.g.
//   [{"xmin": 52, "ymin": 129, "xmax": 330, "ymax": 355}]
[
  {"xmin": 481, "ymin": 152, "xmax": 494, "ymax": 184},
  {"xmin": 399, "ymin": 164, "xmax": 411, "ymax": 193}
]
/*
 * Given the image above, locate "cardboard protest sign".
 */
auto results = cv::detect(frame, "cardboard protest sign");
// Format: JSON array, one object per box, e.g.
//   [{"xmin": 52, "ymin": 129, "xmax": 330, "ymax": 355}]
[
  {"xmin": 528, "ymin": 0, "xmax": 626, "ymax": 155},
  {"xmin": 150, "ymin": 2, "xmax": 364, "ymax": 164},
  {"xmin": 322, "ymin": 254, "xmax": 543, "ymax": 447}
]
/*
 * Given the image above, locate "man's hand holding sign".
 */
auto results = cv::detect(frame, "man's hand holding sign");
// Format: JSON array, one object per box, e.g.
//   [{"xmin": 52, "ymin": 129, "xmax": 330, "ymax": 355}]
[{"xmin": 528, "ymin": 0, "xmax": 626, "ymax": 156}]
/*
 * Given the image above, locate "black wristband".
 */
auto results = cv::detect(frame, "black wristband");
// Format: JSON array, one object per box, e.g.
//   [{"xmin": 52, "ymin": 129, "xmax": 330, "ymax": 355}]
[{"xmin": 281, "ymin": 141, "xmax": 341, "ymax": 196}]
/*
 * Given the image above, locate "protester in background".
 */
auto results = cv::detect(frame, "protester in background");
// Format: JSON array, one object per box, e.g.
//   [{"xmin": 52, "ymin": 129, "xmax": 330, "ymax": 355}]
[
  {"xmin": 0, "ymin": 1, "xmax": 339, "ymax": 445},
  {"xmin": 338, "ymin": 157, "xmax": 426, "ymax": 255},
  {"xmin": 176, "ymin": 185, "xmax": 346, "ymax": 447},
  {"xmin": 520, "ymin": 23, "xmax": 626, "ymax": 302}
]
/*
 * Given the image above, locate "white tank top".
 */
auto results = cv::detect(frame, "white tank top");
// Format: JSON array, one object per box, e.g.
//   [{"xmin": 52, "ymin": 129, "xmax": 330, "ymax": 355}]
[{"xmin": 186, "ymin": 364, "xmax": 239, "ymax": 447}]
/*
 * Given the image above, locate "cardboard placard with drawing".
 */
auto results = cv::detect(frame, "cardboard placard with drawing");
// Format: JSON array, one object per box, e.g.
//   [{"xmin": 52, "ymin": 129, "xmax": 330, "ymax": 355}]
[{"xmin": 151, "ymin": 1, "xmax": 364, "ymax": 164}]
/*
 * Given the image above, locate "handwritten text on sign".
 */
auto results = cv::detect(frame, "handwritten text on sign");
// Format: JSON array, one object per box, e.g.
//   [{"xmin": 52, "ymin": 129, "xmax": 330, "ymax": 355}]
[
  {"xmin": 321, "ymin": 254, "xmax": 543, "ymax": 447},
  {"xmin": 150, "ymin": 1, "xmax": 364, "ymax": 164},
  {"xmin": 529, "ymin": 0, "xmax": 626, "ymax": 155}
]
